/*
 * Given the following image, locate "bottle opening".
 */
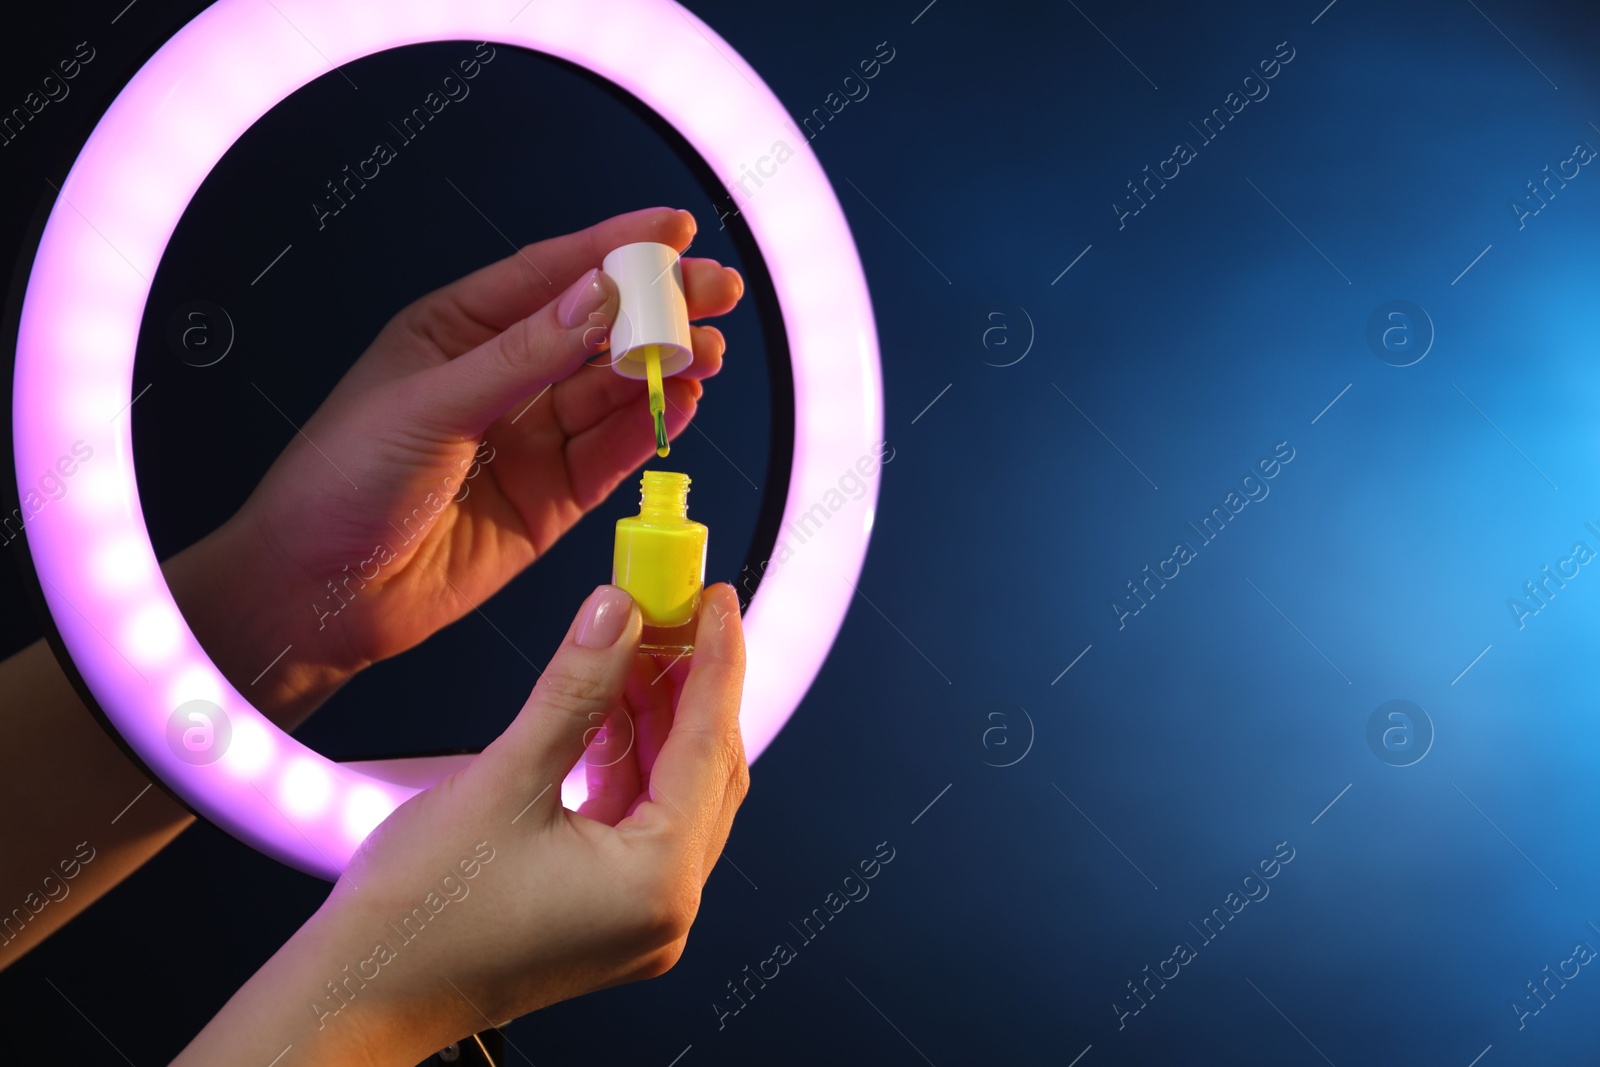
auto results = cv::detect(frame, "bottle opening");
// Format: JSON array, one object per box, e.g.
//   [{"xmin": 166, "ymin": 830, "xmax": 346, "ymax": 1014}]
[{"xmin": 639, "ymin": 470, "xmax": 691, "ymax": 517}]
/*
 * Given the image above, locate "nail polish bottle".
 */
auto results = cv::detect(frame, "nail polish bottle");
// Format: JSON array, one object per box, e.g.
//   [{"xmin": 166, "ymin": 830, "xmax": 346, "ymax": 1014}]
[{"xmin": 613, "ymin": 471, "xmax": 707, "ymax": 655}]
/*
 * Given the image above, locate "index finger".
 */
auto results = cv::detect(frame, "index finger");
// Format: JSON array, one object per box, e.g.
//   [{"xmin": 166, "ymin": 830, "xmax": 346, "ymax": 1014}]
[
  {"xmin": 635, "ymin": 584, "xmax": 748, "ymax": 877},
  {"xmin": 411, "ymin": 206, "xmax": 696, "ymax": 348}
]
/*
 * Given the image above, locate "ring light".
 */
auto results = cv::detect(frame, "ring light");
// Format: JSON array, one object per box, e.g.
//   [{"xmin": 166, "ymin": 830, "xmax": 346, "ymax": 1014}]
[{"xmin": 11, "ymin": 0, "xmax": 882, "ymax": 879}]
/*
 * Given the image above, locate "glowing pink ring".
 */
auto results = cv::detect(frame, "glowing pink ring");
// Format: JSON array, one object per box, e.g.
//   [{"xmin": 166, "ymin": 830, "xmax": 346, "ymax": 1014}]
[{"xmin": 11, "ymin": 0, "xmax": 881, "ymax": 879}]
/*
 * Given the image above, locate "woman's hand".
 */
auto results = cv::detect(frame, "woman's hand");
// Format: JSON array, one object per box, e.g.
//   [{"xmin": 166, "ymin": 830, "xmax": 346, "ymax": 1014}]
[
  {"xmin": 168, "ymin": 207, "xmax": 744, "ymax": 726},
  {"xmin": 172, "ymin": 583, "xmax": 750, "ymax": 1066}
]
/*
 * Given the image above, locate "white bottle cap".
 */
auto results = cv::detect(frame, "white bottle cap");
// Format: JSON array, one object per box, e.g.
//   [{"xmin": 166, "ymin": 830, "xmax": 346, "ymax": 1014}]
[{"xmin": 601, "ymin": 241, "xmax": 694, "ymax": 380}]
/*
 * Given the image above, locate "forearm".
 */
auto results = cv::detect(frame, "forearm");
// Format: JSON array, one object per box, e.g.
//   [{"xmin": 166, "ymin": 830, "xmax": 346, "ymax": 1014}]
[
  {"xmin": 33, "ymin": 589, "xmax": 452, "ymax": 1060},
  {"xmin": 0, "ymin": 522, "xmax": 356, "ymax": 968},
  {"xmin": 0, "ymin": 638, "xmax": 192, "ymax": 966}
]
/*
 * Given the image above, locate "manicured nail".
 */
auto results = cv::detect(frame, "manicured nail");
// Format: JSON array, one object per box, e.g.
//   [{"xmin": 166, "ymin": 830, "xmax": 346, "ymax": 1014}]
[
  {"xmin": 558, "ymin": 267, "xmax": 614, "ymax": 329},
  {"xmin": 677, "ymin": 209, "xmax": 698, "ymax": 237},
  {"xmin": 725, "ymin": 266, "xmax": 744, "ymax": 300},
  {"xmin": 576, "ymin": 585, "xmax": 633, "ymax": 647}
]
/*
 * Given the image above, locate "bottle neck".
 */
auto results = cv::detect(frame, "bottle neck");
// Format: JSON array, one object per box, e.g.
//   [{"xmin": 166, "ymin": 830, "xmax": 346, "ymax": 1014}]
[{"xmin": 638, "ymin": 471, "xmax": 690, "ymax": 519}]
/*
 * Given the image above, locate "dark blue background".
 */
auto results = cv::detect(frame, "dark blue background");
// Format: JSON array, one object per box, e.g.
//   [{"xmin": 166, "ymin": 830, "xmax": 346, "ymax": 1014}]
[{"xmin": 4, "ymin": 0, "xmax": 1600, "ymax": 1062}]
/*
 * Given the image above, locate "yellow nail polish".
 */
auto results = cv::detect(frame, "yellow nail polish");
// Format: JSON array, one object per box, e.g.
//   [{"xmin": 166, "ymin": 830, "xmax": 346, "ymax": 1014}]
[
  {"xmin": 645, "ymin": 345, "xmax": 669, "ymax": 458},
  {"xmin": 613, "ymin": 471, "xmax": 706, "ymax": 655}
]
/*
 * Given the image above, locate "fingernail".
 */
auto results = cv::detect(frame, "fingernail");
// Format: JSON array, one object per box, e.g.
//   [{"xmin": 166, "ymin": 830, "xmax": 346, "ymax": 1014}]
[
  {"xmin": 725, "ymin": 266, "xmax": 744, "ymax": 300},
  {"xmin": 576, "ymin": 585, "xmax": 633, "ymax": 647},
  {"xmin": 558, "ymin": 267, "xmax": 614, "ymax": 329},
  {"xmin": 677, "ymin": 209, "xmax": 698, "ymax": 237}
]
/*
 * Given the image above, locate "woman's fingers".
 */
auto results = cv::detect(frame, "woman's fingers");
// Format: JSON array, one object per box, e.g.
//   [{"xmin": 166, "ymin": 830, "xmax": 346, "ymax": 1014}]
[
  {"xmin": 682, "ymin": 259, "xmax": 744, "ymax": 320},
  {"xmin": 628, "ymin": 584, "xmax": 749, "ymax": 879},
  {"xmin": 412, "ymin": 251, "xmax": 734, "ymax": 441},
  {"xmin": 396, "ymin": 211, "xmax": 740, "ymax": 363},
  {"xmin": 405, "ymin": 207, "xmax": 696, "ymax": 353},
  {"xmin": 538, "ymin": 258, "xmax": 729, "ymax": 434},
  {"xmin": 576, "ymin": 652, "xmax": 683, "ymax": 826},
  {"xmin": 628, "ymin": 653, "xmax": 683, "ymax": 793},
  {"xmin": 483, "ymin": 586, "xmax": 642, "ymax": 826},
  {"xmin": 412, "ymin": 267, "xmax": 624, "ymax": 438},
  {"xmin": 540, "ymin": 323, "xmax": 721, "ymax": 447},
  {"xmin": 577, "ymin": 701, "xmax": 642, "ymax": 827},
  {"xmin": 677, "ymin": 325, "xmax": 728, "ymax": 381},
  {"xmin": 560, "ymin": 378, "xmax": 701, "ymax": 511}
]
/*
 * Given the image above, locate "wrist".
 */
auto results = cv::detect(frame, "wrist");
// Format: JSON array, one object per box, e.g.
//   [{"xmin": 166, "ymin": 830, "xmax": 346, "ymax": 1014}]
[
  {"xmin": 163, "ymin": 510, "xmax": 366, "ymax": 730},
  {"xmin": 174, "ymin": 892, "xmax": 476, "ymax": 1067},
  {"xmin": 303, "ymin": 889, "xmax": 487, "ymax": 1061}
]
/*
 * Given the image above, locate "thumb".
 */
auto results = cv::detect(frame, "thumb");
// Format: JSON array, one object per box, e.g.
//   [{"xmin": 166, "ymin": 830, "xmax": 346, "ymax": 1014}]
[
  {"xmin": 482, "ymin": 585, "xmax": 641, "ymax": 816},
  {"xmin": 418, "ymin": 267, "xmax": 620, "ymax": 437}
]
